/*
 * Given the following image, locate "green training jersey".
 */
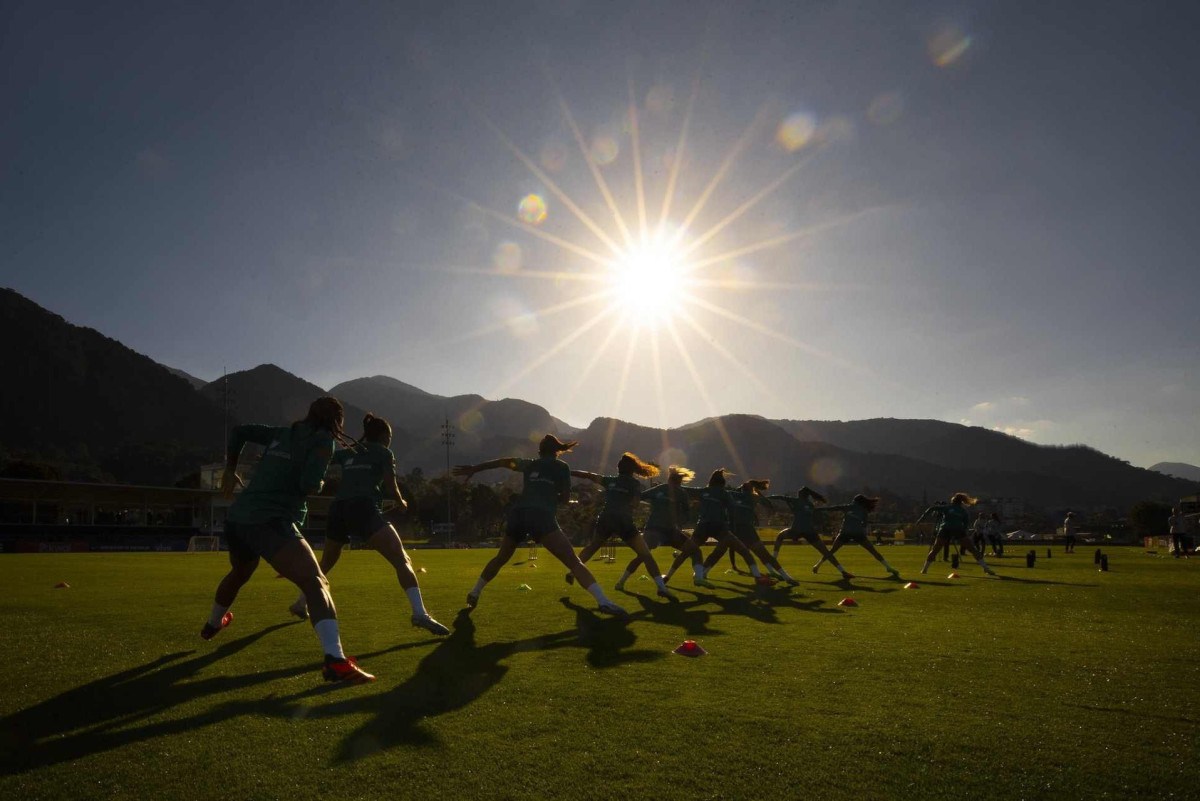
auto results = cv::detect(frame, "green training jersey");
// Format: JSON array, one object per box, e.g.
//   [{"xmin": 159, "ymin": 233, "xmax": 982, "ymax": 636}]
[
  {"xmin": 688, "ymin": 485, "xmax": 732, "ymax": 526},
  {"xmin": 826, "ymin": 503, "xmax": 869, "ymax": 537},
  {"xmin": 768, "ymin": 495, "xmax": 823, "ymax": 534},
  {"xmin": 227, "ymin": 422, "xmax": 334, "ymax": 526},
  {"xmin": 597, "ymin": 473, "xmax": 644, "ymax": 521},
  {"xmin": 728, "ymin": 488, "xmax": 761, "ymax": 528},
  {"xmin": 333, "ymin": 442, "xmax": 395, "ymax": 507},
  {"xmin": 642, "ymin": 483, "xmax": 691, "ymax": 530},
  {"xmin": 513, "ymin": 457, "xmax": 571, "ymax": 513},
  {"xmin": 937, "ymin": 504, "xmax": 971, "ymax": 535}
]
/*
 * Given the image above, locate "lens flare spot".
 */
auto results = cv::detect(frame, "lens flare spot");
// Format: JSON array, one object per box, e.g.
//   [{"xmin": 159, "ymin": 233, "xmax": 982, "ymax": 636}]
[
  {"xmin": 590, "ymin": 135, "xmax": 619, "ymax": 166},
  {"xmin": 517, "ymin": 194, "xmax": 548, "ymax": 225},
  {"xmin": 867, "ymin": 92, "xmax": 904, "ymax": 126},
  {"xmin": 491, "ymin": 296, "xmax": 541, "ymax": 339},
  {"xmin": 493, "ymin": 241, "xmax": 523, "ymax": 273},
  {"xmin": 809, "ymin": 458, "xmax": 842, "ymax": 486},
  {"xmin": 775, "ymin": 112, "xmax": 817, "ymax": 152},
  {"xmin": 459, "ymin": 409, "xmax": 484, "ymax": 433},
  {"xmin": 929, "ymin": 26, "xmax": 972, "ymax": 67},
  {"xmin": 659, "ymin": 448, "xmax": 688, "ymax": 468}
]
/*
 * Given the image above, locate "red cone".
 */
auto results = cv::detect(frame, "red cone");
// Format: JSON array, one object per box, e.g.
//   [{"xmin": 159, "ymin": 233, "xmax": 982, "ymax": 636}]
[
  {"xmin": 947, "ymin": 572, "xmax": 960, "ymax": 579},
  {"xmin": 53, "ymin": 581, "xmax": 70, "ymax": 589},
  {"xmin": 903, "ymin": 581, "xmax": 920, "ymax": 589},
  {"xmin": 838, "ymin": 597, "xmax": 858, "ymax": 607},
  {"xmin": 673, "ymin": 640, "xmax": 707, "ymax": 657}
]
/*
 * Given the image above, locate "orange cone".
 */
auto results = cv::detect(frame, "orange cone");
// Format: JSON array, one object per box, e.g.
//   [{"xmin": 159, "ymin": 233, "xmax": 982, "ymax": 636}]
[
  {"xmin": 53, "ymin": 581, "xmax": 70, "ymax": 589},
  {"xmin": 903, "ymin": 581, "xmax": 920, "ymax": 589},
  {"xmin": 838, "ymin": 597, "xmax": 858, "ymax": 607},
  {"xmin": 947, "ymin": 572, "xmax": 960, "ymax": 579},
  {"xmin": 673, "ymin": 640, "xmax": 707, "ymax": 657}
]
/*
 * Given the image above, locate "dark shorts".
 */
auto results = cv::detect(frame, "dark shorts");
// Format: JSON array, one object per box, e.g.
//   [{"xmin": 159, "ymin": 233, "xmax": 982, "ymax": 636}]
[
  {"xmin": 225, "ymin": 518, "xmax": 304, "ymax": 562},
  {"xmin": 833, "ymin": 529, "xmax": 869, "ymax": 544},
  {"xmin": 692, "ymin": 520, "xmax": 733, "ymax": 544},
  {"xmin": 780, "ymin": 527, "xmax": 820, "ymax": 544},
  {"xmin": 505, "ymin": 506, "xmax": 560, "ymax": 543},
  {"xmin": 732, "ymin": 522, "xmax": 762, "ymax": 547},
  {"xmin": 595, "ymin": 510, "xmax": 639, "ymax": 542},
  {"xmin": 326, "ymin": 497, "xmax": 387, "ymax": 544},
  {"xmin": 937, "ymin": 530, "xmax": 967, "ymax": 543},
  {"xmin": 643, "ymin": 526, "xmax": 688, "ymax": 549}
]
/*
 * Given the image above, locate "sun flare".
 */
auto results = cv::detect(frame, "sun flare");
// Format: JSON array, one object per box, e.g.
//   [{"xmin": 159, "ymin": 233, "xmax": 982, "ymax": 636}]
[{"xmin": 608, "ymin": 231, "xmax": 689, "ymax": 322}]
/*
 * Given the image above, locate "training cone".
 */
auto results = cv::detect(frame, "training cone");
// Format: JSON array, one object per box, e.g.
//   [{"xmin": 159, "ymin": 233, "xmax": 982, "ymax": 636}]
[
  {"xmin": 903, "ymin": 581, "xmax": 920, "ymax": 589},
  {"xmin": 517, "ymin": 583, "xmax": 532, "ymax": 591},
  {"xmin": 673, "ymin": 640, "xmax": 707, "ymax": 657},
  {"xmin": 53, "ymin": 581, "xmax": 70, "ymax": 589},
  {"xmin": 527, "ymin": 563, "xmax": 537, "ymax": 568},
  {"xmin": 947, "ymin": 572, "xmax": 960, "ymax": 579},
  {"xmin": 418, "ymin": 567, "xmax": 428, "ymax": 573},
  {"xmin": 838, "ymin": 597, "xmax": 858, "ymax": 607},
  {"xmin": 638, "ymin": 574, "xmax": 651, "ymax": 581}
]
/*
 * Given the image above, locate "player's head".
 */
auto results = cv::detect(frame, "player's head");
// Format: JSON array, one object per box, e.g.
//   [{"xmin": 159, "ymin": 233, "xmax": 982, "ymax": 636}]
[
  {"xmin": 950, "ymin": 492, "xmax": 977, "ymax": 506},
  {"xmin": 707, "ymin": 468, "xmax": 733, "ymax": 487},
  {"xmin": 617, "ymin": 452, "xmax": 660, "ymax": 478},
  {"xmin": 798, "ymin": 486, "xmax": 826, "ymax": 504},
  {"xmin": 853, "ymin": 494, "xmax": 879, "ymax": 512},
  {"xmin": 303, "ymin": 396, "xmax": 345, "ymax": 437},
  {"xmin": 668, "ymin": 466, "xmax": 695, "ymax": 485},
  {"xmin": 740, "ymin": 479, "xmax": 770, "ymax": 495},
  {"xmin": 361, "ymin": 413, "xmax": 392, "ymax": 446},
  {"xmin": 538, "ymin": 434, "xmax": 577, "ymax": 457}
]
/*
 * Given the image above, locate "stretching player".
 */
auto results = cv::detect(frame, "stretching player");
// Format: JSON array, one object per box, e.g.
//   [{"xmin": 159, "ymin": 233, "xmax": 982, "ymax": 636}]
[
  {"xmin": 287, "ymin": 413, "xmax": 449, "ymax": 635},
  {"xmin": 769, "ymin": 487, "xmax": 853, "ymax": 580},
  {"xmin": 701, "ymin": 480, "xmax": 800, "ymax": 584},
  {"xmin": 568, "ymin": 452, "xmax": 675, "ymax": 599},
  {"xmin": 616, "ymin": 466, "xmax": 701, "ymax": 586},
  {"xmin": 813, "ymin": 494, "xmax": 901, "ymax": 578},
  {"xmin": 453, "ymin": 435, "xmax": 627, "ymax": 617},
  {"xmin": 917, "ymin": 493, "xmax": 997, "ymax": 575},
  {"xmin": 203, "ymin": 397, "xmax": 374, "ymax": 683}
]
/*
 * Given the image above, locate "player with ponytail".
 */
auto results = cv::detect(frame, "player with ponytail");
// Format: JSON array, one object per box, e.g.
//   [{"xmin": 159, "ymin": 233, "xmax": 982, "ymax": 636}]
[
  {"xmin": 916, "ymin": 492, "xmax": 997, "ymax": 575},
  {"xmin": 813, "ymin": 494, "xmax": 902, "ymax": 579},
  {"xmin": 203, "ymin": 396, "xmax": 374, "ymax": 684},
  {"xmin": 454, "ymin": 435, "xmax": 628, "ymax": 618},
  {"xmin": 569, "ymin": 452, "xmax": 675, "ymax": 599},
  {"xmin": 287, "ymin": 413, "xmax": 449, "ymax": 635}
]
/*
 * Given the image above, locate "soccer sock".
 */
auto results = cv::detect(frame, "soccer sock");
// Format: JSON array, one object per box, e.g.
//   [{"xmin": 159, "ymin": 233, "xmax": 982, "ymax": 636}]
[
  {"xmin": 748, "ymin": 562, "xmax": 762, "ymax": 578},
  {"xmin": 471, "ymin": 577, "xmax": 488, "ymax": 596},
  {"xmin": 653, "ymin": 574, "xmax": 668, "ymax": 590},
  {"xmin": 618, "ymin": 569, "xmax": 634, "ymax": 584},
  {"xmin": 405, "ymin": 586, "xmax": 428, "ymax": 617},
  {"xmin": 921, "ymin": 560, "xmax": 932, "ymax": 574},
  {"xmin": 208, "ymin": 603, "xmax": 230, "ymax": 628},
  {"xmin": 313, "ymin": 618, "xmax": 345, "ymax": 659},
  {"xmin": 692, "ymin": 561, "xmax": 705, "ymax": 579},
  {"xmin": 586, "ymin": 582, "xmax": 612, "ymax": 605}
]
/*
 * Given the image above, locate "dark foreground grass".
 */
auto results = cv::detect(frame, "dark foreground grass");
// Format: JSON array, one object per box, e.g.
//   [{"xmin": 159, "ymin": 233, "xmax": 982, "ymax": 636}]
[{"xmin": 1, "ymin": 544, "xmax": 1198, "ymax": 800}]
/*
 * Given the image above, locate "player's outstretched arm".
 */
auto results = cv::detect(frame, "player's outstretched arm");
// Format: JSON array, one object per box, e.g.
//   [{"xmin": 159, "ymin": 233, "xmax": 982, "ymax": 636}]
[{"xmin": 452, "ymin": 457, "xmax": 520, "ymax": 479}]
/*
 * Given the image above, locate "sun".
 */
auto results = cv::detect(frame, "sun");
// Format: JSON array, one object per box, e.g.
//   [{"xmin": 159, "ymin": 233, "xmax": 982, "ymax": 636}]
[{"xmin": 608, "ymin": 230, "xmax": 690, "ymax": 323}]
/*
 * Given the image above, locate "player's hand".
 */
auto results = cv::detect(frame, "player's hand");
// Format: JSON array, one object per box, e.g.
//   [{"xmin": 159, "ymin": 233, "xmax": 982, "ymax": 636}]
[{"xmin": 451, "ymin": 465, "xmax": 476, "ymax": 479}]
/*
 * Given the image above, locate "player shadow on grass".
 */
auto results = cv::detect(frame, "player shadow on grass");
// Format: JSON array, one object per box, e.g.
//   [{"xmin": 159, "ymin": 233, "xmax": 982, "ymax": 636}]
[
  {"xmin": 0, "ymin": 621, "xmax": 357, "ymax": 775},
  {"xmin": 263, "ymin": 607, "xmax": 662, "ymax": 762}
]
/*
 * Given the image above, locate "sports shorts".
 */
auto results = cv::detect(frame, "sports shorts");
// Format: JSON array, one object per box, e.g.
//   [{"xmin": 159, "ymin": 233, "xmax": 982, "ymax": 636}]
[
  {"xmin": 594, "ymin": 510, "xmax": 639, "ymax": 542},
  {"xmin": 505, "ymin": 506, "xmax": 560, "ymax": 543},
  {"xmin": 643, "ymin": 526, "xmax": 687, "ymax": 549},
  {"xmin": 326, "ymin": 497, "xmax": 387, "ymax": 543},
  {"xmin": 225, "ymin": 518, "xmax": 304, "ymax": 562}
]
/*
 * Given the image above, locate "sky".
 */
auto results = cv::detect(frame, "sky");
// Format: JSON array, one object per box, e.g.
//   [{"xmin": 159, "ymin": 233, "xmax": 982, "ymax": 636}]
[{"xmin": 3, "ymin": 1, "xmax": 1199, "ymax": 469}]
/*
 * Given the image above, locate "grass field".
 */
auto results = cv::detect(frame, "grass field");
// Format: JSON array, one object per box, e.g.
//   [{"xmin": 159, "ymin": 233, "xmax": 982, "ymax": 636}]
[{"xmin": 2, "ymin": 544, "xmax": 1198, "ymax": 800}]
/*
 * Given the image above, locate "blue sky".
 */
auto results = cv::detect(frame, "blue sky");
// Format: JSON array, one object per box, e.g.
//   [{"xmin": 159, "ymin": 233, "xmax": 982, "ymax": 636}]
[{"xmin": 3, "ymin": 1, "xmax": 1198, "ymax": 468}]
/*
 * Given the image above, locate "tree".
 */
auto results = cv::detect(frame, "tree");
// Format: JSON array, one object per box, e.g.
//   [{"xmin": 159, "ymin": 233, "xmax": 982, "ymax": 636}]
[{"xmin": 1129, "ymin": 501, "xmax": 1171, "ymax": 539}]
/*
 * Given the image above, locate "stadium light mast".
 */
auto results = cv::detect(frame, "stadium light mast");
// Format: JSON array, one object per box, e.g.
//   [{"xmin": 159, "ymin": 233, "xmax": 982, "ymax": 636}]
[{"xmin": 440, "ymin": 414, "xmax": 455, "ymax": 542}]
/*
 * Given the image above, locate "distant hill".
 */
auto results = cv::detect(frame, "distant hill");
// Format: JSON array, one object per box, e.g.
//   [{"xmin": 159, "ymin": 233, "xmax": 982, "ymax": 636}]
[
  {"xmin": 0, "ymin": 288, "xmax": 225, "ymax": 483},
  {"xmin": 328, "ymin": 375, "xmax": 577, "ymax": 467},
  {"xmin": 2, "ymin": 286, "xmax": 1193, "ymax": 506},
  {"xmin": 1150, "ymin": 462, "xmax": 1200, "ymax": 483},
  {"xmin": 165, "ymin": 366, "xmax": 207, "ymax": 390}
]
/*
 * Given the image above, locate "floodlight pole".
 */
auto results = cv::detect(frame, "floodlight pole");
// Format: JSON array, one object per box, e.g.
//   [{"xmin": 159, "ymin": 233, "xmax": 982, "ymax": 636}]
[{"xmin": 440, "ymin": 415, "xmax": 455, "ymax": 542}]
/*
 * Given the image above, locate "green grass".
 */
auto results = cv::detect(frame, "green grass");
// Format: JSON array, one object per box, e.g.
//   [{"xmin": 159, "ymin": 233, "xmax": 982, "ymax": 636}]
[{"xmin": 2, "ymin": 545, "xmax": 1198, "ymax": 800}]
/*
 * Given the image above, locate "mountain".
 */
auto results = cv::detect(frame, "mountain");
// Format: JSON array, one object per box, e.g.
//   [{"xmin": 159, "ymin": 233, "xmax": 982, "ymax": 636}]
[
  {"xmin": 328, "ymin": 375, "xmax": 577, "ymax": 467},
  {"xmin": 1149, "ymin": 462, "xmax": 1200, "ymax": 483},
  {"xmin": 165, "ymin": 366, "xmax": 207, "ymax": 390},
  {"xmin": 201, "ymin": 365, "xmax": 371, "ymax": 433},
  {"xmin": 0, "ymin": 288, "xmax": 225, "ymax": 483}
]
